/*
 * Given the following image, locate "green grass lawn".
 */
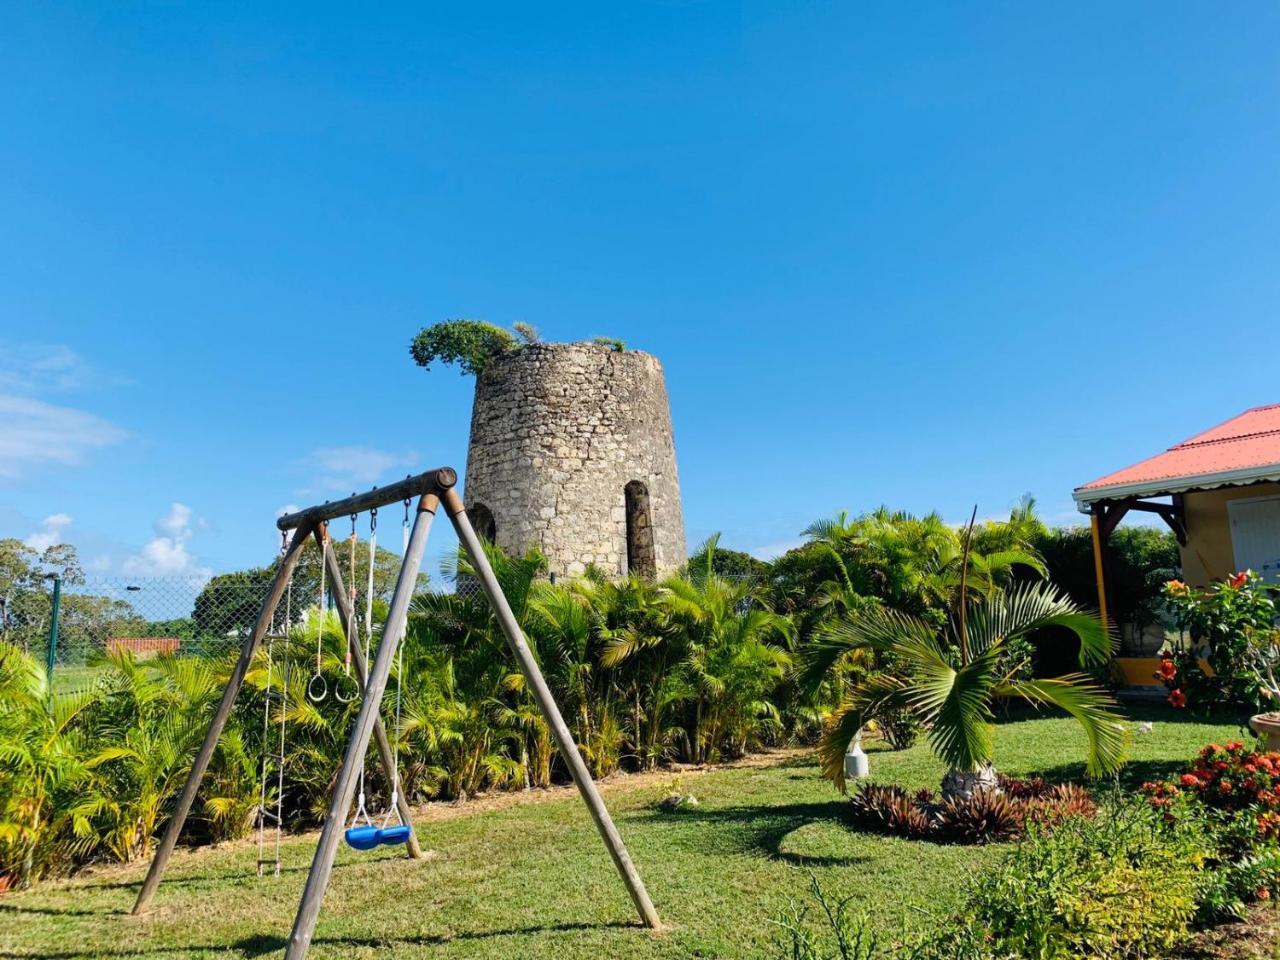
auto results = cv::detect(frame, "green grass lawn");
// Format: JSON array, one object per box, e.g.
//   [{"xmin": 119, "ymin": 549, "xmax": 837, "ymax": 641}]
[{"xmin": 0, "ymin": 706, "xmax": 1253, "ymax": 960}]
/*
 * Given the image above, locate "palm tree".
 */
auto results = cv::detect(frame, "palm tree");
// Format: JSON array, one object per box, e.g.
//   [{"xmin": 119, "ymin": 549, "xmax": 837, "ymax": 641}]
[
  {"xmin": 647, "ymin": 537, "xmax": 794, "ymax": 763},
  {"xmin": 804, "ymin": 580, "xmax": 1127, "ymax": 798},
  {"xmin": 801, "ymin": 507, "xmax": 1045, "ymax": 620},
  {"xmin": 80, "ymin": 651, "xmax": 224, "ymax": 861},
  {"xmin": 0, "ymin": 644, "xmax": 97, "ymax": 886},
  {"xmin": 405, "ymin": 544, "xmax": 547, "ymax": 798}
]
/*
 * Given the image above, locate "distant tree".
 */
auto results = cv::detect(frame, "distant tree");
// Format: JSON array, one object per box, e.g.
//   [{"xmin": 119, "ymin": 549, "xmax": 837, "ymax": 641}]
[
  {"xmin": 1034, "ymin": 525, "xmax": 1179, "ymax": 634},
  {"xmin": 192, "ymin": 567, "xmax": 274, "ymax": 640},
  {"xmin": 0, "ymin": 540, "xmax": 133, "ymax": 659},
  {"xmin": 191, "ymin": 536, "xmax": 425, "ymax": 641},
  {"xmin": 701, "ymin": 546, "xmax": 770, "ymax": 582}
]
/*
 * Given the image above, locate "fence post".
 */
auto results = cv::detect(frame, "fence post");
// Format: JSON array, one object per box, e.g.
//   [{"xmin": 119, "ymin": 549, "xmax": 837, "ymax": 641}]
[{"xmin": 45, "ymin": 573, "xmax": 62, "ymax": 691}]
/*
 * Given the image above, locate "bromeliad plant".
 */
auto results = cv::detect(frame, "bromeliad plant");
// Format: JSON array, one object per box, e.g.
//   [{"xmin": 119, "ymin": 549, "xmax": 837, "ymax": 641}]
[{"xmin": 806, "ymin": 579, "xmax": 1128, "ymax": 797}]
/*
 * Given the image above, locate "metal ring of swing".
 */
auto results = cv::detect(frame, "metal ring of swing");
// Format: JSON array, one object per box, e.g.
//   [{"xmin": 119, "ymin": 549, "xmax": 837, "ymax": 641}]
[
  {"xmin": 334, "ymin": 673, "xmax": 359, "ymax": 703},
  {"xmin": 306, "ymin": 672, "xmax": 328, "ymax": 702}
]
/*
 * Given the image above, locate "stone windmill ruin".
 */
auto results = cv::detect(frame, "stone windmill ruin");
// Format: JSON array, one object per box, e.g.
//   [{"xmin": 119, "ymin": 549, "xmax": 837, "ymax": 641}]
[{"xmin": 412, "ymin": 325, "xmax": 686, "ymax": 580}]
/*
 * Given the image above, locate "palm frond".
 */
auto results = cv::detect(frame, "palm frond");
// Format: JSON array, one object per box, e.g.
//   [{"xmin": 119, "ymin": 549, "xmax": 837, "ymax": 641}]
[{"xmin": 996, "ymin": 676, "xmax": 1128, "ymax": 776}]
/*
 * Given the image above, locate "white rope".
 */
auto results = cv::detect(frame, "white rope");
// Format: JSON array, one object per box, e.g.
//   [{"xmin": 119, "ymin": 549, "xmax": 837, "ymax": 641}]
[
  {"xmin": 274, "ymin": 576, "xmax": 289, "ymax": 874},
  {"xmin": 307, "ymin": 535, "xmax": 328, "ymax": 701},
  {"xmin": 364, "ymin": 525, "xmax": 376, "ymax": 677}
]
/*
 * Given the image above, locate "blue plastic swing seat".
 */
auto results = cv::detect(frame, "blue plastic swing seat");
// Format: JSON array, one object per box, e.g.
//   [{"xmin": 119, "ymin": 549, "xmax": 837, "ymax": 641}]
[
  {"xmin": 379, "ymin": 824, "xmax": 412, "ymax": 845},
  {"xmin": 344, "ymin": 825, "xmax": 381, "ymax": 850}
]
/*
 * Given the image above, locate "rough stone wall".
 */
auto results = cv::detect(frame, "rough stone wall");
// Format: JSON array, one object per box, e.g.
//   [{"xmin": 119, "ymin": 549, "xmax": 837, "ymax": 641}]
[{"xmin": 463, "ymin": 341, "xmax": 686, "ymax": 580}]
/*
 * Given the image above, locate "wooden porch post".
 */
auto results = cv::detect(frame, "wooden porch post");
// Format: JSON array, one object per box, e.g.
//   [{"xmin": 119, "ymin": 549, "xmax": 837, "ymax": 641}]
[{"xmin": 1089, "ymin": 509, "xmax": 1111, "ymax": 633}]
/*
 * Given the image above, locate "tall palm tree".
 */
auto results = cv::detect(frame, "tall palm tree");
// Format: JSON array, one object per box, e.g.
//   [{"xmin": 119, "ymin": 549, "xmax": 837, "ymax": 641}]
[{"xmin": 804, "ymin": 581, "xmax": 1127, "ymax": 797}]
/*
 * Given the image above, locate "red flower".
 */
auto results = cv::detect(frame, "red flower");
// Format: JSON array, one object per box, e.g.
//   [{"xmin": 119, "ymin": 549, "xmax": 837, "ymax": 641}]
[
  {"xmin": 1226, "ymin": 741, "xmax": 1244, "ymax": 752},
  {"xmin": 1169, "ymin": 689, "xmax": 1187, "ymax": 708},
  {"xmin": 1180, "ymin": 774, "xmax": 1201, "ymax": 787},
  {"xmin": 1259, "ymin": 888, "xmax": 1272, "ymax": 901},
  {"xmin": 1158, "ymin": 659, "xmax": 1177, "ymax": 681},
  {"xmin": 1229, "ymin": 571, "xmax": 1249, "ymax": 589}
]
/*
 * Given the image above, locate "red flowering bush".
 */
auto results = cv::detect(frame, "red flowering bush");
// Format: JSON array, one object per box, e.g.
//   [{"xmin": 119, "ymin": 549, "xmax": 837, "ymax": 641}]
[
  {"xmin": 1142, "ymin": 740, "xmax": 1280, "ymax": 917},
  {"xmin": 1174, "ymin": 742, "xmax": 1280, "ymax": 815}
]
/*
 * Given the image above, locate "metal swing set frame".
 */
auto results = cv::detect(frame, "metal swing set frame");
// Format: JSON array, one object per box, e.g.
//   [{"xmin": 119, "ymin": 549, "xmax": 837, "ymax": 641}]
[{"xmin": 130, "ymin": 468, "xmax": 660, "ymax": 959}]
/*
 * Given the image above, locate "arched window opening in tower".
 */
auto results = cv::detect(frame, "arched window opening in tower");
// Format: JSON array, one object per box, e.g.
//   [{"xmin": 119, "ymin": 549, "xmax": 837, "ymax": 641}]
[
  {"xmin": 624, "ymin": 481, "xmax": 656, "ymax": 579},
  {"xmin": 470, "ymin": 502, "xmax": 497, "ymax": 543}
]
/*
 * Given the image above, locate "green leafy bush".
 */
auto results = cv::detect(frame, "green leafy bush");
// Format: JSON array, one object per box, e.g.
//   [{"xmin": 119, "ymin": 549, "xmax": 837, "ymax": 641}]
[
  {"xmin": 963, "ymin": 800, "xmax": 1207, "ymax": 958},
  {"xmin": 409, "ymin": 319, "xmax": 516, "ymax": 375},
  {"xmin": 1162, "ymin": 572, "xmax": 1279, "ymax": 712}
]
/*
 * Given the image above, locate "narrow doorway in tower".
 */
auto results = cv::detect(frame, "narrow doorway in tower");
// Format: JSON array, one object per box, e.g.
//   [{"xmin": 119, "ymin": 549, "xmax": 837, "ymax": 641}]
[
  {"xmin": 624, "ymin": 481, "xmax": 656, "ymax": 578},
  {"xmin": 470, "ymin": 502, "xmax": 497, "ymax": 543}
]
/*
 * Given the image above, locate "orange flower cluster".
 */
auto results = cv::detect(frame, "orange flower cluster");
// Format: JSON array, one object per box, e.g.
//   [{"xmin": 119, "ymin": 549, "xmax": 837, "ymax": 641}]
[{"xmin": 1145, "ymin": 743, "xmax": 1280, "ymax": 819}]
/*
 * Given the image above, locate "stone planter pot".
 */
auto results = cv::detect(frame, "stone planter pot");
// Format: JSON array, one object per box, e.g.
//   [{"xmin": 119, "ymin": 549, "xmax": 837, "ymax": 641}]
[{"xmin": 1249, "ymin": 712, "xmax": 1280, "ymax": 750}]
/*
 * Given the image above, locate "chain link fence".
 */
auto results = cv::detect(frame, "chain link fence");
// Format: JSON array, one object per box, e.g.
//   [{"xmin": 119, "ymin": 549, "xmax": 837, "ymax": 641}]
[
  {"xmin": 2, "ymin": 576, "xmax": 267, "ymax": 694},
  {"xmin": 1, "ymin": 561, "xmax": 747, "ymax": 696},
  {"xmin": 2, "ymin": 568, "xmax": 467, "ymax": 695}
]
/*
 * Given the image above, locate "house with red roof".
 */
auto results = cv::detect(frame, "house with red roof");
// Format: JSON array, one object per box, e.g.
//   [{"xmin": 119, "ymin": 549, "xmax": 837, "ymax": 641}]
[{"xmin": 1074, "ymin": 404, "xmax": 1280, "ymax": 643}]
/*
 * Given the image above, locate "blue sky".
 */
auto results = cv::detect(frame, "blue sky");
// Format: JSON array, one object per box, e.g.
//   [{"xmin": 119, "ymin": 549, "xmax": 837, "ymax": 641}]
[{"xmin": 3, "ymin": 3, "xmax": 1279, "ymax": 581}]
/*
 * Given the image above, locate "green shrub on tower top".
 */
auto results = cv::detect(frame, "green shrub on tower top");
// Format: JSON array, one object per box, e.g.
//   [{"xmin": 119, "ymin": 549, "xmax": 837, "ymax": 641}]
[{"xmin": 409, "ymin": 320, "xmax": 517, "ymax": 376}]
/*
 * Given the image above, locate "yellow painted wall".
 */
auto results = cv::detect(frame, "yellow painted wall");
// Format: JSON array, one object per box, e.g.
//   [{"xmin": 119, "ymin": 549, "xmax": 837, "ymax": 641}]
[{"xmin": 1180, "ymin": 481, "xmax": 1280, "ymax": 586}]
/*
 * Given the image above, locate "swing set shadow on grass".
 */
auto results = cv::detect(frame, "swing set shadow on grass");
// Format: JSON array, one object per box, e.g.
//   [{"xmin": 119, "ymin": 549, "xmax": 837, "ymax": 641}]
[
  {"xmin": 127, "ymin": 468, "xmax": 663, "ymax": 960},
  {"xmin": 0, "ymin": 921, "xmax": 640, "ymax": 960}
]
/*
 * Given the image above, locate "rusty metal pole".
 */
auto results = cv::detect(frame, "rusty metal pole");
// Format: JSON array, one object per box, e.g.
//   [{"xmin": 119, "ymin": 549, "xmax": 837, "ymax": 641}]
[{"xmin": 441, "ymin": 488, "xmax": 661, "ymax": 930}]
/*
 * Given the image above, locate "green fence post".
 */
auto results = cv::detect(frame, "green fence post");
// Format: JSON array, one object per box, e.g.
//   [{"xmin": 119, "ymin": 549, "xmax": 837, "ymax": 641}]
[{"xmin": 46, "ymin": 574, "xmax": 62, "ymax": 690}]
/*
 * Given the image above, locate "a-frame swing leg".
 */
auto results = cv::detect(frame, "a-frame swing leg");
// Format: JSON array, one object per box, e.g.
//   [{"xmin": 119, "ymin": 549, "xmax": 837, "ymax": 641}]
[
  {"xmin": 442, "ymin": 489, "xmax": 662, "ymax": 930},
  {"xmin": 314, "ymin": 524, "xmax": 424, "ymax": 860},
  {"xmin": 284, "ymin": 493, "xmax": 438, "ymax": 960},
  {"xmin": 132, "ymin": 521, "xmax": 315, "ymax": 916}
]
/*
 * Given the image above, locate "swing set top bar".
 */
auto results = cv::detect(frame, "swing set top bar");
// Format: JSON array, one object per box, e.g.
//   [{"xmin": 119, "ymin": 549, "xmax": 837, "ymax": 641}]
[{"xmin": 275, "ymin": 467, "xmax": 457, "ymax": 531}]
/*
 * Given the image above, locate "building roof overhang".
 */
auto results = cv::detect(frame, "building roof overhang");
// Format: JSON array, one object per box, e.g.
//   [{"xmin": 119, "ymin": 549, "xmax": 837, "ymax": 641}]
[
  {"xmin": 1074, "ymin": 404, "xmax": 1280, "ymax": 513},
  {"xmin": 1074, "ymin": 462, "xmax": 1280, "ymax": 511}
]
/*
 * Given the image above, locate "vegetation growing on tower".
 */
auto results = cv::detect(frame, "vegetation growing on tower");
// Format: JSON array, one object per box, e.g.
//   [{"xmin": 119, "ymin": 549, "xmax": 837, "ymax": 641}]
[{"xmin": 409, "ymin": 320, "xmax": 625, "ymax": 376}]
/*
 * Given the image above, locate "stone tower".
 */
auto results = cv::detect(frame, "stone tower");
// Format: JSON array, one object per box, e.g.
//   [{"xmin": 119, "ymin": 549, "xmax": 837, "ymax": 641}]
[{"xmin": 462, "ymin": 341, "xmax": 686, "ymax": 580}]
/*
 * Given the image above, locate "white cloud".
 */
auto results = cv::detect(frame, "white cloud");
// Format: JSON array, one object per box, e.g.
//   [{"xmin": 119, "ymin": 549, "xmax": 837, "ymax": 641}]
[
  {"xmin": 122, "ymin": 502, "xmax": 212, "ymax": 579},
  {"xmin": 24, "ymin": 513, "xmax": 74, "ymax": 552},
  {"xmin": 0, "ymin": 343, "xmax": 128, "ymax": 393},
  {"xmin": 301, "ymin": 446, "xmax": 418, "ymax": 492},
  {"xmin": 0, "ymin": 394, "xmax": 128, "ymax": 478},
  {"xmin": 750, "ymin": 537, "xmax": 806, "ymax": 561}
]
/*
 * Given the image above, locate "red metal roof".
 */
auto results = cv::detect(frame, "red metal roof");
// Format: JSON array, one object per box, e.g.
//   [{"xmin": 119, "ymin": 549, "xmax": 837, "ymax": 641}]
[{"xmin": 1075, "ymin": 404, "xmax": 1280, "ymax": 502}]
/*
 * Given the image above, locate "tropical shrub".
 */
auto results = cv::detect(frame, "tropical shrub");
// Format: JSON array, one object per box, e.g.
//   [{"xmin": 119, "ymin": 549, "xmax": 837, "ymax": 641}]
[
  {"xmin": 806, "ymin": 581, "xmax": 1126, "ymax": 797},
  {"xmin": 961, "ymin": 799, "xmax": 1208, "ymax": 959},
  {"xmin": 847, "ymin": 784, "xmax": 933, "ymax": 840},
  {"xmin": 1034, "ymin": 526, "xmax": 1180, "ymax": 644},
  {"xmin": 0, "ymin": 645, "xmax": 96, "ymax": 887},
  {"xmin": 1162, "ymin": 572, "xmax": 1279, "ymax": 712},
  {"xmin": 409, "ymin": 319, "xmax": 517, "ymax": 375},
  {"xmin": 847, "ymin": 776, "xmax": 1096, "ymax": 845},
  {"xmin": 1142, "ymin": 741, "xmax": 1280, "ymax": 919}
]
